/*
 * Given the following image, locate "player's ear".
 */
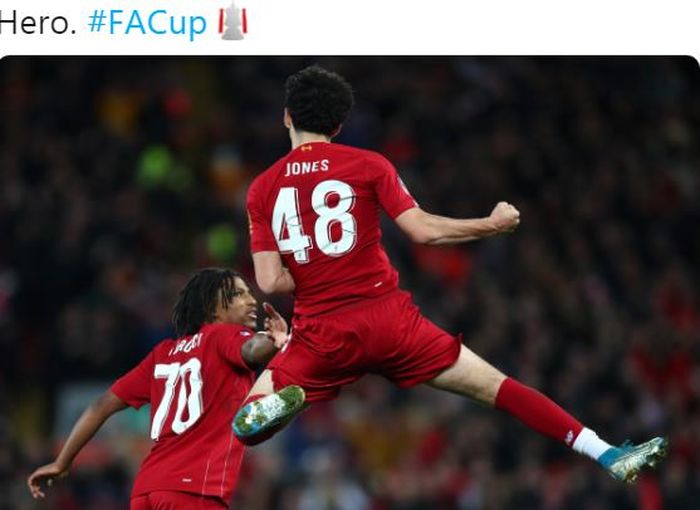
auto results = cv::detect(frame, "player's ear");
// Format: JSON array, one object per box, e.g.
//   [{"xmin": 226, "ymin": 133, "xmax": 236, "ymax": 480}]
[
  {"xmin": 329, "ymin": 124, "xmax": 343, "ymax": 138},
  {"xmin": 283, "ymin": 108, "xmax": 293, "ymax": 129}
]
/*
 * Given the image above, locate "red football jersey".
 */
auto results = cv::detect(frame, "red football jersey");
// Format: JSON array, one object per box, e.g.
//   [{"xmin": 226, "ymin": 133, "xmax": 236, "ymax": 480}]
[
  {"xmin": 247, "ymin": 142, "xmax": 417, "ymax": 316},
  {"xmin": 110, "ymin": 323, "xmax": 255, "ymax": 502}
]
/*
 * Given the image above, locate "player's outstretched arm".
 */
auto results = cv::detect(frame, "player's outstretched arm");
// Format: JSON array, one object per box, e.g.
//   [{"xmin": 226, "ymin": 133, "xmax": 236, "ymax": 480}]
[
  {"xmin": 252, "ymin": 251, "xmax": 296, "ymax": 294},
  {"xmin": 241, "ymin": 302, "xmax": 289, "ymax": 368},
  {"xmin": 395, "ymin": 202, "xmax": 520, "ymax": 245},
  {"xmin": 27, "ymin": 390, "xmax": 127, "ymax": 499}
]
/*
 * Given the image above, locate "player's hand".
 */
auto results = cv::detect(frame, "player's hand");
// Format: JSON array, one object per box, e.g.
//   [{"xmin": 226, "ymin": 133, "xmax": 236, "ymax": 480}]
[
  {"xmin": 263, "ymin": 302, "xmax": 289, "ymax": 349},
  {"xmin": 27, "ymin": 462, "xmax": 68, "ymax": 499},
  {"xmin": 489, "ymin": 201, "xmax": 520, "ymax": 233}
]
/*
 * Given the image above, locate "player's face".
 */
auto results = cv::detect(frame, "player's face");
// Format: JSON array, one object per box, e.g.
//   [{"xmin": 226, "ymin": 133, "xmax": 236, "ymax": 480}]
[{"xmin": 218, "ymin": 277, "xmax": 258, "ymax": 329}]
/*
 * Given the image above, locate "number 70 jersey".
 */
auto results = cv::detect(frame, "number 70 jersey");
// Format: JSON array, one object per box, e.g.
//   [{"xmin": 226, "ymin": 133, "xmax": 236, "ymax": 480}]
[
  {"xmin": 110, "ymin": 323, "xmax": 255, "ymax": 502},
  {"xmin": 247, "ymin": 142, "xmax": 418, "ymax": 316}
]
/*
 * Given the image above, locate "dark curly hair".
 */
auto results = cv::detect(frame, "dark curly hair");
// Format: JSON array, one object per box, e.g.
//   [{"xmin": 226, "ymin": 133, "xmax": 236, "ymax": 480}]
[
  {"xmin": 171, "ymin": 268, "xmax": 246, "ymax": 337},
  {"xmin": 285, "ymin": 65, "xmax": 354, "ymax": 137}
]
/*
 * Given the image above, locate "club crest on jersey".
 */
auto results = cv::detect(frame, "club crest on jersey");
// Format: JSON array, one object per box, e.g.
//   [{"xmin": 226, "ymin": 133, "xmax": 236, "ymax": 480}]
[
  {"xmin": 169, "ymin": 333, "xmax": 203, "ymax": 356},
  {"xmin": 284, "ymin": 159, "xmax": 330, "ymax": 177}
]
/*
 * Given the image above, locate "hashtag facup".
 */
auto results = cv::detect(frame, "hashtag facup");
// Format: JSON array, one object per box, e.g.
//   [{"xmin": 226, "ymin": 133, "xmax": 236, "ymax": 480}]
[{"xmin": 108, "ymin": 9, "xmax": 206, "ymax": 42}]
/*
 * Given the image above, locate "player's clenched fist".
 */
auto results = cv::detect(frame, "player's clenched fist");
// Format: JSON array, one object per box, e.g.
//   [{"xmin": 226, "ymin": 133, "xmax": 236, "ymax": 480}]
[{"xmin": 489, "ymin": 201, "xmax": 520, "ymax": 233}]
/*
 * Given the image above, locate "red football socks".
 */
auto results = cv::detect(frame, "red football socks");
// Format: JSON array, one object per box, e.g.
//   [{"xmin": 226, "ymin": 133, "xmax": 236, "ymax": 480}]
[{"xmin": 495, "ymin": 377, "xmax": 583, "ymax": 447}]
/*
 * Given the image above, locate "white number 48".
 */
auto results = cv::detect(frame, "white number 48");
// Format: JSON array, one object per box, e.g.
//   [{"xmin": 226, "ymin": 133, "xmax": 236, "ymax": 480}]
[{"xmin": 272, "ymin": 179, "xmax": 357, "ymax": 263}]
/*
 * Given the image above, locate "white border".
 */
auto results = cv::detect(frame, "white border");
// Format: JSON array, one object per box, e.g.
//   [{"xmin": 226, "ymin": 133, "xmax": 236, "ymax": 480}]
[{"xmin": 0, "ymin": 0, "xmax": 698, "ymax": 57}]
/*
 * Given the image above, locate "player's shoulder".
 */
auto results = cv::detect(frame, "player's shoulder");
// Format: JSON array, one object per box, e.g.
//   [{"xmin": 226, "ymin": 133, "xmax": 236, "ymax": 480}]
[
  {"xmin": 325, "ymin": 144, "xmax": 395, "ymax": 181},
  {"xmin": 250, "ymin": 153, "xmax": 290, "ymax": 187},
  {"xmin": 248, "ymin": 166, "xmax": 276, "ymax": 202},
  {"xmin": 148, "ymin": 337, "xmax": 178, "ymax": 360},
  {"xmin": 331, "ymin": 143, "xmax": 387, "ymax": 161},
  {"xmin": 343, "ymin": 143, "xmax": 395, "ymax": 167},
  {"xmin": 201, "ymin": 322, "xmax": 255, "ymax": 340}
]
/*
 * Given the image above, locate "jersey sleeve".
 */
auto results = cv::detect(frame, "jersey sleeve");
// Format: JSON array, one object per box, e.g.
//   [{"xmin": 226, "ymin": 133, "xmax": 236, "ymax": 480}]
[
  {"xmin": 247, "ymin": 178, "xmax": 278, "ymax": 253},
  {"xmin": 370, "ymin": 154, "xmax": 419, "ymax": 219},
  {"xmin": 110, "ymin": 349, "xmax": 156, "ymax": 410},
  {"xmin": 215, "ymin": 324, "xmax": 254, "ymax": 370}
]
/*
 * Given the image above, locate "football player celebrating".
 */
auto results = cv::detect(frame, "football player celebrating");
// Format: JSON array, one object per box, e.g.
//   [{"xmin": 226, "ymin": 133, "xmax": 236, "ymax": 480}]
[
  {"xmin": 29, "ymin": 268, "xmax": 288, "ymax": 509},
  {"xmin": 235, "ymin": 65, "xmax": 666, "ymax": 483}
]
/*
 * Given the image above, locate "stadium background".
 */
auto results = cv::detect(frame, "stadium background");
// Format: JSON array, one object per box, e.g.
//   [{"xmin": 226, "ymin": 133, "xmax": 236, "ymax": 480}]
[{"xmin": 1, "ymin": 57, "xmax": 698, "ymax": 510}]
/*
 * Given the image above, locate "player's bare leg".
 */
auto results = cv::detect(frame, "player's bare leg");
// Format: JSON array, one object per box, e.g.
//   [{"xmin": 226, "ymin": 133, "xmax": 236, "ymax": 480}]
[
  {"xmin": 428, "ymin": 343, "xmax": 507, "ymax": 405},
  {"xmin": 248, "ymin": 368, "xmax": 276, "ymax": 397},
  {"xmin": 232, "ymin": 369, "xmax": 306, "ymax": 444},
  {"xmin": 428, "ymin": 344, "xmax": 667, "ymax": 482}
]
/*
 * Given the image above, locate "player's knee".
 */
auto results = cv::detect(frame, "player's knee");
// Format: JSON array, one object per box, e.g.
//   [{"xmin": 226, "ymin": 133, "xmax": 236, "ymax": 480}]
[{"xmin": 428, "ymin": 346, "xmax": 506, "ymax": 405}]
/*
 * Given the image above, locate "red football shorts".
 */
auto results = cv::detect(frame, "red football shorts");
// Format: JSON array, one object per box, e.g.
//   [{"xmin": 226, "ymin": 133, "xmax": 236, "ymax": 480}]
[
  {"xmin": 130, "ymin": 491, "xmax": 227, "ymax": 510},
  {"xmin": 268, "ymin": 290, "xmax": 461, "ymax": 402}
]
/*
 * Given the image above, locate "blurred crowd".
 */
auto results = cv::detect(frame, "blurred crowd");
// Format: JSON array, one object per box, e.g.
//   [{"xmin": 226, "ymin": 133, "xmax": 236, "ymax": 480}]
[{"xmin": 1, "ymin": 57, "xmax": 699, "ymax": 510}]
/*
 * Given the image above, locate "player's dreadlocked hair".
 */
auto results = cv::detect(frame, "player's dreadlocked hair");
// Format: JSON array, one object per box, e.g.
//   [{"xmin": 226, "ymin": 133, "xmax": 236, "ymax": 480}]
[
  {"xmin": 285, "ymin": 65, "xmax": 353, "ymax": 137},
  {"xmin": 172, "ymin": 268, "xmax": 245, "ymax": 337}
]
